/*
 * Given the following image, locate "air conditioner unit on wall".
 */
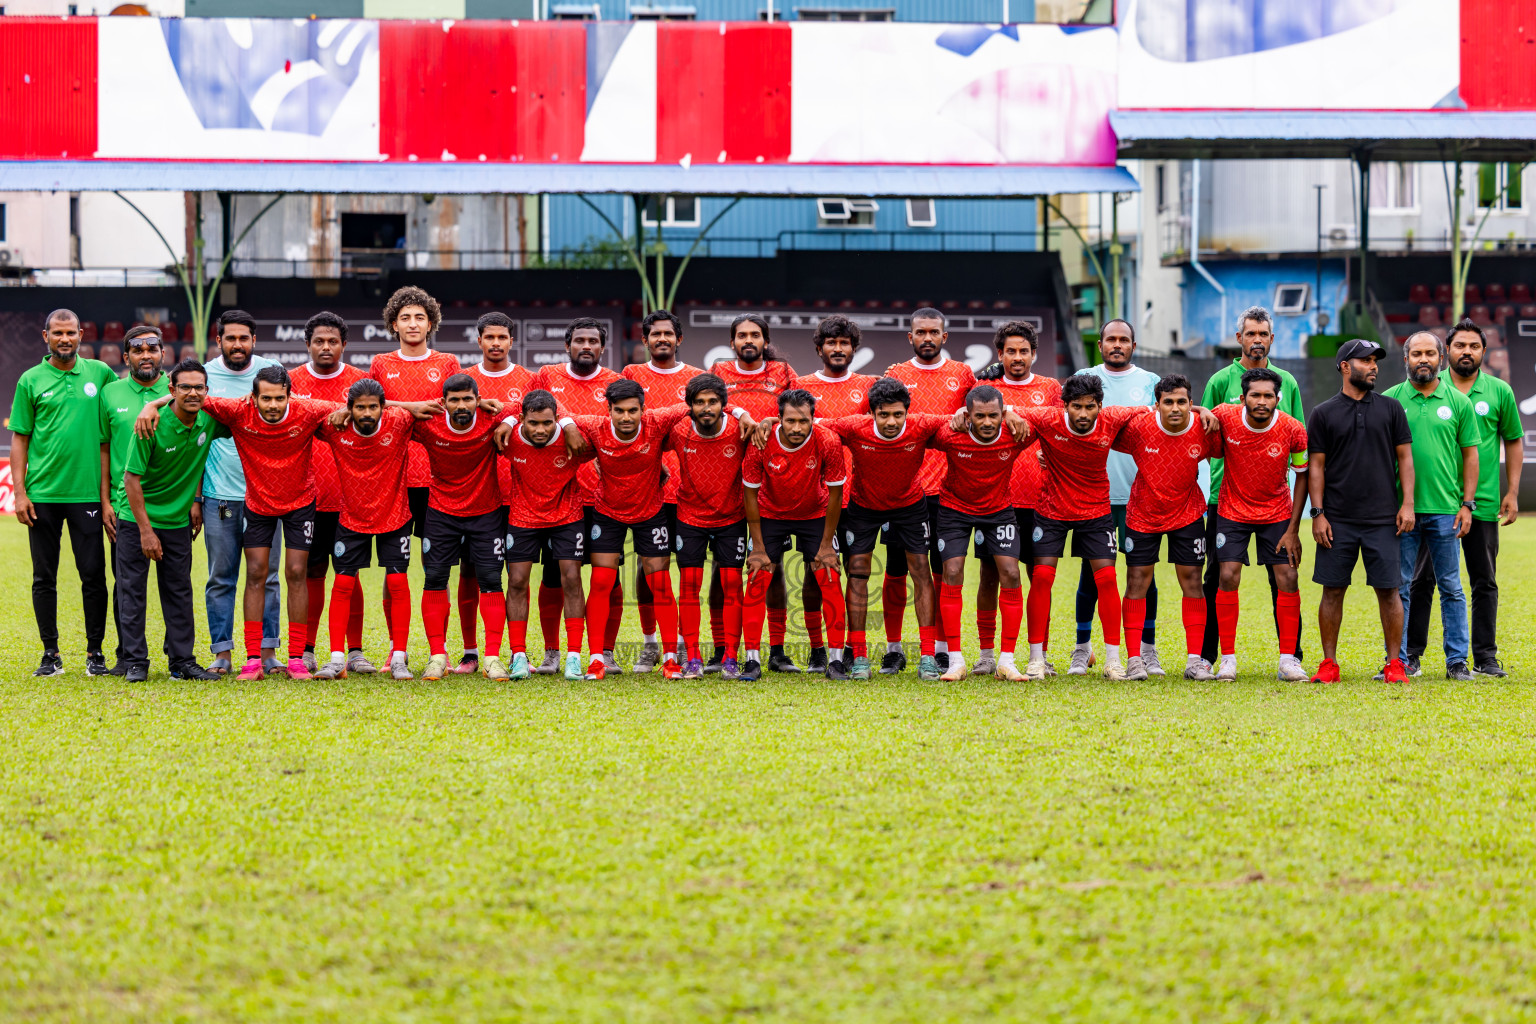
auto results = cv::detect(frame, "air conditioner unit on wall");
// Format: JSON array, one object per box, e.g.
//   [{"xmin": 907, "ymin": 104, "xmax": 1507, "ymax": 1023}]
[{"xmin": 0, "ymin": 248, "xmax": 24, "ymax": 268}]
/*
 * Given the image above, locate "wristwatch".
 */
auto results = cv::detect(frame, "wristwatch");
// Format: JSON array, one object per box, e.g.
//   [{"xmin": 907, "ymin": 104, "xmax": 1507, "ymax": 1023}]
[
  {"xmin": 1309, "ymin": 507, "xmax": 1325, "ymax": 518},
  {"xmin": 1463, "ymin": 499, "xmax": 1478, "ymax": 512}
]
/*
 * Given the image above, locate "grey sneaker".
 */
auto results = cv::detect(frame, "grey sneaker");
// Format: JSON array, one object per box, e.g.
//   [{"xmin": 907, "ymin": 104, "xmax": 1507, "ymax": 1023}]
[
  {"xmin": 1067, "ymin": 645, "xmax": 1093, "ymax": 676},
  {"xmin": 1446, "ymin": 661, "xmax": 1475, "ymax": 681},
  {"xmin": 347, "ymin": 651, "xmax": 379, "ymax": 675},
  {"xmin": 971, "ymin": 652, "xmax": 997, "ymax": 676},
  {"xmin": 313, "ymin": 658, "xmax": 347, "ymax": 680},
  {"xmin": 301, "ymin": 651, "xmax": 319, "ymax": 673},
  {"xmin": 602, "ymin": 651, "xmax": 623, "ymax": 676},
  {"xmin": 1184, "ymin": 658, "xmax": 1216, "ymax": 681},
  {"xmin": 533, "ymin": 650, "xmax": 561, "ymax": 675},
  {"xmin": 389, "ymin": 655, "xmax": 413, "ymax": 681},
  {"xmin": 1142, "ymin": 645, "xmax": 1165, "ymax": 677},
  {"xmin": 1125, "ymin": 655, "xmax": 1149, "ymax": 680},
  {"xmin": 633, "ymin": 641, "xmax": 662, "ymax": 673},
  {"xmin": 1044, "ymin": 659, "xmax": 1059, "ymax": 677}
]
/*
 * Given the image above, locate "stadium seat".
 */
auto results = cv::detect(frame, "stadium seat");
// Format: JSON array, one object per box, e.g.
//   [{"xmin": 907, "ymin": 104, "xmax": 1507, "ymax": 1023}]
[
  {"xmin": 1521, "ymin": 304, "xmax": 1536, "ymax": 320},
  {"xmin": 628, "ymin": 301, "xmax": 644, "ymax": 318},
  {"xmin": 103, "ymin": 321, "xmax": 126, "ymax": 341},
  {"xmin": 1514, "ymin": 284, "xmax": 1533, "ymax": 303},
  {"xmin": 864, "ymin": 299, "xmax": 881, "ymax": 309},
  {"xmin": 915, "ymin": 299, "xmax": 934, "ymax": 309},
  {"xmin": 527, "ymin": 298, "xmax": 545, "ymax": 307},
  {"xmin": 477, "ymin": 299, "xmax": 495, "ymax": 308},
  {"xmin": 79, "ymin": 321, "xmax": 98, "ymax": 343},
  {"xmin": 1408, "ymin": 283, "xmax": 1432, "ymax": 304},
  {"xmin": 179, "ymin": 345, "xmax": 198, "ymax": 363},
  {"xmin": 449, "ymin": 299, "xmax": 469, "ymax": 308},
  {"xmin": 1485, "ymin": 283, "xmax": 1506, "ymax": 303},
  {"xmin": 1471, "ymin": 304, "xmax": 1493, "ymax": 325},
  {"xmin": 1465, "ymin": 284, "xmax": 1483, "ymax": 306},
  {"xmin": 1485, "ymin": 325, "xmax": 1503, "ymax": 347},
  {"xmin": 785, "ymin": 298, "xmax": 805, "ymax": 307},
  {"xmin": 160, "ymin": 322, "xmax": 179, "ymax": 343},
  {"xmin": 1417, "ymin": 305, "xmax": 1442, "ymax": 326},
  {"xmin": 1433, "ymin": 283, "xmax": 1453, "ymax": 304},
  {"xmin": 993, "ymin": 299, "xmax": 1010, "ymax": 309},
  {"xmin": 98, "ymin": 344, "xmax": 122, "ymax": 367},
  {"xmin": 761, "ymin": 298, "xmax": 778, "ymax": 307},
  {"xmin": 1495, "ymin": 304, "xmax": 1516, "ymax": 324},
  {"xmin": 838, "ymin": 299, "xmax": 856, "ymax": 308},
  {"xmin": 888, "ymin": 300, "xmax": 909, "ymax": 310},
  {"xmin": 967, "ymin": 299, "xmax": 986, "ymax": 310},
  {"xmin": 812, "ymin": 298, "xmax": 830, "ymax": 308},
  {"xmin": 160, "ymin": 347, "xmax": 177, "ymax": 367},
  {"xmin": 78, "ymin": 343, "xmax": 95, "ymax": 361},
  {"xmin": 627, "ymin": 322, "xmax": 642, "ymax": 340},
  {"xmin": 580, "ymin": 298, "xmax": 597, "ymax": 307},
  {"xmin": 941, "ymin": 299, "xmax": 960, "ymax": 310}
]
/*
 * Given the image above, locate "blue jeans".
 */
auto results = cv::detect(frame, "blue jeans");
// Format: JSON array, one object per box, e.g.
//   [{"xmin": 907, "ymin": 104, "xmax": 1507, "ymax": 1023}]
[
  {"xmin": 203, "ymin": 498, "xmax": 282, "ymax": 655},
  {"xmin": 1398, "ymin": 513, "xmax": 1468, "ymax": 664}
]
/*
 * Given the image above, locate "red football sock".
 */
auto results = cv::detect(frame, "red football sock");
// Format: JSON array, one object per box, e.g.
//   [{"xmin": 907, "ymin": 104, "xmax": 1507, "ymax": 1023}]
[
  {"xmin": 305, "ymin": 576, "xmax": 326, "ymax": 649},
  {"xmin": 510, "ymin": 619, "xmax": 528, "ymax": 656},
  {"xmin": 385, "ymin": 573, "xmax": 412, "ymax": 657},
  {"xmin": 347, "ymin": 585, "xmax": 364, "ymax": 651},
  {"xmin": 585, "ymin": 567, "xmax": 617, "ymax": 659},
  {"xmin": 243, "ymin": 620, "xmax": 263, "ymax": 662},
  {"xmin": 742, "ymin": 569, "xmax": 772, "ymax": 650},
  {"xmin": 938, "ymin": 582, "xmax": 964, "ymax": 649},
  {"xmin": 565, "ymin": 616, "xmax": 584, "ymax": 655},
  {"xmin": 813, "ymin": 567, "xmax": 846, "ymax": 650},
  {"xmin": 1093, "ymin": 566, "xmax": 1121, "ymax": 646},
  {"xmin": 918, "ymin": 623, "xmax": 937, "ymax": 657},
  {"xmin": 479, "ymin": 591, "xmax": 505, "ymax": 658},
  {"xmin": 977, "ymin": 608, "xmax": 997, "ymax": 651},
  {"xmin": 768, "ymin": 606, "xmax": 786, "ymax": 648},
  {"xmin": 538, "ymin": 586, "xmax": 563, "ymax": 653},
  {"xmin": 422, "ymin": 589, "xmax": 450, "ymax": 657},
  {"xmin": 603, "ymin": 580, "xmax": 625, "ymax": 652},
  {"xmin": 1027, "ymin": 565, "xmax": 1057, "ymax": 645},
  {"xmin": 645, "ymin": 570, "xmax": 679, "ymax": 653},
  {"xmin": 1123, "ymin": 596, "xmax": 1146, "ymax": 659},
  {"xmin": 850, "ymin": 629, "xmax": 868, "ymax": 659},
  {"xmin": 1277, "ymin": 590, "xmax": 1301, "ymax": 658},
  {"xmin": 720, "ymin": 568, "xmax": 743, "ymax": 659},
  {"xmin": 287, "ymin": 621, "xmax": 306, "ymax": 661},
  {"xmin": 805, "ymin": 610, "xmax": 824, "ymax": 649},
  {"xmin": 1182, "ymin": 596, "xmax": 1206, "ymax": 657},
  {"xmin": 1216, "ymin": 589, "xmax": 1240, "ymax": 656},
  {"xmin": 458, "ymin": 575, "xmax": 480, "ymax": 652},
  {"xmin": 679, "ymin": 566, "xmax": 705, "ymax": 660},
  {"xmin": 999, "ymin": 585, "xmax": 1023, "ymax": 654},
  {"xmin": 327, "ymin": 574, "xmax": 356, "ymax": 656},
  {"xmin": 882, "ymin": 575, "xmax": 907, "ymax": 642}
]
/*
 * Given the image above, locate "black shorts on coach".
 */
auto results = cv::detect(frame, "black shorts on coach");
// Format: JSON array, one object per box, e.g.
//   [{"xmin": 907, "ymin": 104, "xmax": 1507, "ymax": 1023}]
[
  {"xmin": 759, "ymin": 516, "xmax": 831, "ymax": 564},
  {"xmin": 676, "ymin": 519, "xmax": 748, "ymax": 569},
  {"xmin": 843, "ymin": 499, "xmax": 929, "ymax": 558},
  {"xmin": 1033, "ymin": 512, "xmax": 1117, "ymax": 561},
  {"xmin": 1214, "ymin": 516, "xmax": 1291, "ymax": 567},
  {"xmin": 333, "ymin": 522, "xmax": 413, "ymax": 575},
  {"xmin": 937, "ymin": 505, "xmax": 1021, "ymax": 561},
  {"xmin": 1312, "ymin": 518, "xmax": 1400, "ymax": 590},
  {"xmin": 244, "ymin": 501, "xmax": 316, "ymax": 553},
  {"xmin": 509, "ymin": 518, "xmax": 585, "ymax": 564},
  {"xmin": 589, "ymin": 507, "xmax": 672, "ymax": 557},
  {"xmin": 1123, "ymin": 514, "xmax": 1206, "ymax": 567}
]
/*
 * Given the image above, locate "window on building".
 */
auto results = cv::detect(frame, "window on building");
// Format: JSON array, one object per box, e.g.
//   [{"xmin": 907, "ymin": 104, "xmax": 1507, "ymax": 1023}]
[
  {"xmin": 631, "ymin": 5, "xmax": 695, "ymax": 17},
  {"xmin": 1369, "ymin": 162, "xmax": 1417, "ymax": 211},
  {"xmin": 341, "ymin": 212, "xmax": 407, "ymax": 250},
  {"xmin": 641, "ymin": 195, "xmax": 700, "ymax": 228},
  {"xmin": 549, "ymin": 4, "xmax": 600, "ymax": 17},
  {"xmin": 1273, "ymin": 283, "xmax": 1310, "ymax": 314},
  {"xmin": 796, "ymin": 7, "xmax": 893, "ymax": 19},
  {"xmin": 905, "ymin": 198, "xmax": 936, "ymax": 228},
  {"xmin": 1478, "ymin": 163, "xmax": 1525, "ymax": 211},
  {"xmin": 1154, "ymin": 163, "xmax": 1167, "ymax": 212},
  {"xmin": 817, "ymin": 197, "xmax": 878, "ymax": 228},
  {"xmin": 0, "ymin": 202, "xmax": 6, "ymax": 243}
]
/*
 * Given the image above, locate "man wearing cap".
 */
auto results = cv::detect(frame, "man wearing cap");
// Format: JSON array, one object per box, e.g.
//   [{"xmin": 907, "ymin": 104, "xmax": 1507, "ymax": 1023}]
[
  {"xmin": 1305, "ymin": 339, "xmax": 1416, "ymax": 683},
  {"xmin": 1383, "ymin": 332, "xmax": 1479, "ymax": 681},
  {"xmin": 1404, "ymin": 317, "xmax": 1523, "ymax": 677}
]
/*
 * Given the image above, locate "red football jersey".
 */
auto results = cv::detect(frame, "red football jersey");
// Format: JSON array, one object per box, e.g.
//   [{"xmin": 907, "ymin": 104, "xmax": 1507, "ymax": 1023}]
[
  {"xmin": 665, "ymin": 417, "xmax": 748, "ymax": 528},
  {"xmin": 795, "ymin": 371, "xmax": 876, "ymax": 509},
  {"xmin": 624, "ymin": 361, "xmax": 702, "ymax": 504},
  {"xmin": 411, "ymin": 411, "xmax": 508, "ymax": 518},
  {"xmin": 201, "ymin": 395, "xmax": 336, "ymax": 516},
  {"xmin": 884, "ymin": 358, "xmax": 977, "ymax": 496},
  {"xmin": 929, "ymin": 424, "xmax": 1033, "ymax": 517},
  {"xmin": 465, "ymin": 361, "xmax": 536, "ymax": 506},
  {"xmin": 320, "ymin": 408, "xmax": 414, "ymax": 534},
  {"xmin": 711, "ymin": 359, "xmax": 797, "ymax": 421},
  {"xmin": 572, "ymin": 407, "xmax": 689, "ymax": 523},
  {"xmin": 289, "ymin": 362, "xmax": 367, "ymax": 513},
  {"xmin": 369, "ymin": 349, "xmax": 465, "ymax": 489},
  {"xmin": 1112, "ymin": 409, "xmax": 1220, "ymax": 533},
  {"xmin": 501, "ymin": 417, "xmax": 595, "ymax": 530},
  {"xmin": 995, "ymin": 373, "xmax": 1063, "ymax": 510},
  {"xmin": 1213, "ymin": 405, "xmax": 1309, "ymax": 524},
  {"xmin": 823, "ymin": 413, "xmax": 948, "ymax": 511},
  {"xmin": 1017, "ymin": 405, "xmax": 1141, "ymax": 522},
  {"xmin": 530, "ymin": 362, "xmax": 622, "ymax": 506},
  {"xmin": 743, "ymin": 425, "xmax": 847, "ymax": 521}
]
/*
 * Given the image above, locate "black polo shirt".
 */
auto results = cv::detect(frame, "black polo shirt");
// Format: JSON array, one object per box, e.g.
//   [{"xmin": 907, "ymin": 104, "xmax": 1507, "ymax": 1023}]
[{"xmin": 1307, "ymin": 389, "xmax": 1413, "ymax": 525}]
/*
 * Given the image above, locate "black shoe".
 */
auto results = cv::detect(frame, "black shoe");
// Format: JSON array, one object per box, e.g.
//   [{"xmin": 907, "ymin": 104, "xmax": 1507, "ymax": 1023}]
[
  {"xmin": 740, "ymin": 658, "xmax": 762, "ymax": 681},
  {"xmin": 1446, "ymin": 661, "xmax": 1475, "ymax": 681},
  {"xmin": 86, "ymin": 651, "xmax": 111, "ymax": 676},
  {"xmin": 826, "ymin": 657, "xmax": 849, "ymax": 680},
  {"xmin": 768, "ymin": 649, "xmax": 801, "ymax": 673},
  {"xmin": 935, "ymin": 651, "xmax": 950, "ymax": 673},
  {"xmin": 880, "ymin": 649, "xmax": 906, "ymax": 675},
  {"xmin": 125, "ymin": 663, "xmax": 149, "ymax": 682},
  {"xmin": 704, "ymin": 646, "xmax": 725, "ymax": 675},
  {"xmin": 806, "ymin": 647, "xmax": 829, "ymax": 674},
  {"xmin": 1474, "ymin": 658, "xmax": 1509, "ymax": 678},
  {"xmin": 170, "ymin": 661, "xmax": 221, "ymax": 681},
  {"xmin": 34, "ymin": 651, "xmax": 64, "ymax": 677},
  {"xmin": 103, "ymin": 659, "xmax": 128, "ymax": 677},
  {"xmin": 843, "ymin": 646, "xmax": 854, "ymax": 667},
  {"xmin": 1405, "ymin": 655, "xmax": 1422, "ymax": 678}
]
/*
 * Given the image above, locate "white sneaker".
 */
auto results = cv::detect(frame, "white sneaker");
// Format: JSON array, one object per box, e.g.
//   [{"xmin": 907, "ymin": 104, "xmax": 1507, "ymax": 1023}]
[
  {"xmin": 939, "ymin": 655, "xmax": 967, "ymax": 681},
  {"xmin": 1124, "ymin": 655, "xmax": 1149, "ymax": 680},
  {"xmin": 422, "ymin": 653, "xmax": 449, "ymax": 680},
  {"xmin": 1025, "ymin": 654, "xmax": 1048, "ymax": 680},
  {"xmin": 1216, "ymin": 654, "xmax": 1238, "ymax": 681},
  {"xmin": 1184, "ymin": 656, "xmax": 1215, "ymax": 681},
  {"xmin": 1276, "ymin": 655, "xmax": 1309, "ymax": 681},
  {"xmin": 1067, "ymin": 643, "xmax": 1093, "ymax": 675},
  {"xmin": 482, "ymin": 655, "xmax": 510, "ymax": 680},
  {"xmin": 389, "ymin": 653, "xmax": 413, "ymax": 681},
  {"xmin": 1142, "ymin": 645, "xmax": 1165, "ymax": 677},
  {"xmin": 1102, "ymin": 656, "xmax": 1127, "ymax": 681},
  {"xmin": 995, "ymin": 654, "xmax": 1026, "ymax": 681}
]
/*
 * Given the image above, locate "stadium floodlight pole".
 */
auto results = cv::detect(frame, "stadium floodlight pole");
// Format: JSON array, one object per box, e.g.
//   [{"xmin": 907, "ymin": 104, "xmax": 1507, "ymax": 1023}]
[{"xmin": 114, "ymin": 190, "xmax": 285, "ymax": 359}]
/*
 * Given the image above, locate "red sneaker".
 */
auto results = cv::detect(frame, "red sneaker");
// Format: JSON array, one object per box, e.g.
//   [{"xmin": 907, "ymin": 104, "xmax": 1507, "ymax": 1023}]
[
  {"xmin": 1382, "ymin": 658, "xmax": 1408, "ymax": 684},
  {"xmin": 661, "ymin": 658, "xmax": 682, "ymax": 680},
  {"xmin": 1309, "ymin": 658, "xmax": 1340, "ymax": 684},
  {"xmin": 585, "ymin": 656, "xmax": 606, "ymax": 681}
]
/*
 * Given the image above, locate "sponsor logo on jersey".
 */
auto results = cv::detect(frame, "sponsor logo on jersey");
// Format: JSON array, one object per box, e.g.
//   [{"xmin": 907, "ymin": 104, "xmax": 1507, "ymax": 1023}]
[
  {"xmin": 386, "ymin": 373, "xmax": 401, "ymax": 379},
  {"xmin": 116, "ymin": 406, "xmax": 130, "ymax": 413}
]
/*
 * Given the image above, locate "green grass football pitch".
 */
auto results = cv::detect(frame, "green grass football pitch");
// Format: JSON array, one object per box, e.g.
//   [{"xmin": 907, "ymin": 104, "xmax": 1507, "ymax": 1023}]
[{"xmin": 3, "ymin": 516, "xmax": 1535, "ymax": 1021}]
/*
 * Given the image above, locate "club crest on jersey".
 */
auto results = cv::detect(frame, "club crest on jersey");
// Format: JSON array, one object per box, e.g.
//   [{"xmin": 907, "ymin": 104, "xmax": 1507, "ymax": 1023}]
[
  {"xmin": 84, "ymin": 382, "xmax": 98, "ymax": 397},
  {"xmin": 381, "ymin": 435, "xmax": 393, "ymax": 445},
  {"xmin": 1268, "ymin": 444, "xmax": 1282, "ymax": 458},
  {"xmin": 850, "ymin": 391, "xmax": 864, "ymax": 403},
  {"xmin": 554, "ymin": 455, "xmax": 569, "ymax": 468},
  {"xmin": 1031, "ymin": 393, "xmax": 1044, "ymax": 404},
  {"xmin": 197, "ymin": 432, "xmax": 207, "ymax": 446},
  {"xmin": 1188, "ymin": 445, "xmax": 1202, "ymax": 459},
  {"xmin": 640, "ymin": 443, "xmax": 652, "ymax": 454},
  {"xmin": 1476, "ymin": 400, "xmax": 1490, "ymax": 416},
  {"xmin": 945, "ymin": 378, "xmax": 959, "ymax": 391},
  {"xmin": 427, "ymin": 369, "xmax": 442, "ymax": 382},
  {"xmin": 593, "ymin": 388, "xmax": 607, "ymax": 403},
  {"xmin": 805, "ymin": 456, "xmax": 818, "ymax": 469},
  {"xmin": 1437, "ymin": 406, "xmax": 1453, "ymax": 421},
  {"xmin": 724, "ymin": 446, "xmax": 737, "ymax": 457}
]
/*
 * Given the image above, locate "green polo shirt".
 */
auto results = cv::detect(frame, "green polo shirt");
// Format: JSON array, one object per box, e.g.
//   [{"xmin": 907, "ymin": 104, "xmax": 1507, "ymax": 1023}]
[
  {"xmin": 9, "ymin": 357, "xmax": 120, "ymax": 503},
  {"xmin": 97, "ymin": 374, "xmax": 170, "ymax": 515},
  {"xmin": 120, "ymin": 409, "xmax": 229, "ymax": 530},
  {"xmin": 1383, "ymin": 378, "xmax": 1481, "ymax": 515},
  {"xmin": 1200, "ymin": 358, "xmax": 1305, "ymax": 498},
  {"xmin": 1441, "ymin": 369, "xmax": 1523, "ymax": 521}
]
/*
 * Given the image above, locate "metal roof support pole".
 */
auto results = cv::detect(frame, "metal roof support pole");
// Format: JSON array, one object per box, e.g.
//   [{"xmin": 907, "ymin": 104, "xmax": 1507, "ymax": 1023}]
[
  {"xmin": 1355, "ymin": 151, "xmax": 1372, "ymax": 318},
  {"xmin": 1188, "ymin": 159, "xmax": 1225, "ymax": 351}
]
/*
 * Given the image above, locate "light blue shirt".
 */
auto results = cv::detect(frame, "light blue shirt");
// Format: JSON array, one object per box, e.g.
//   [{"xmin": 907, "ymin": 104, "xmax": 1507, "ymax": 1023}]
[
  {"xmin": 1083, "ymin": 363, "xmax": 1160, "ymax": 505},
  {"xmin": 201, "ymin": 352, "xmax": 277, "ymax": 501}
]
